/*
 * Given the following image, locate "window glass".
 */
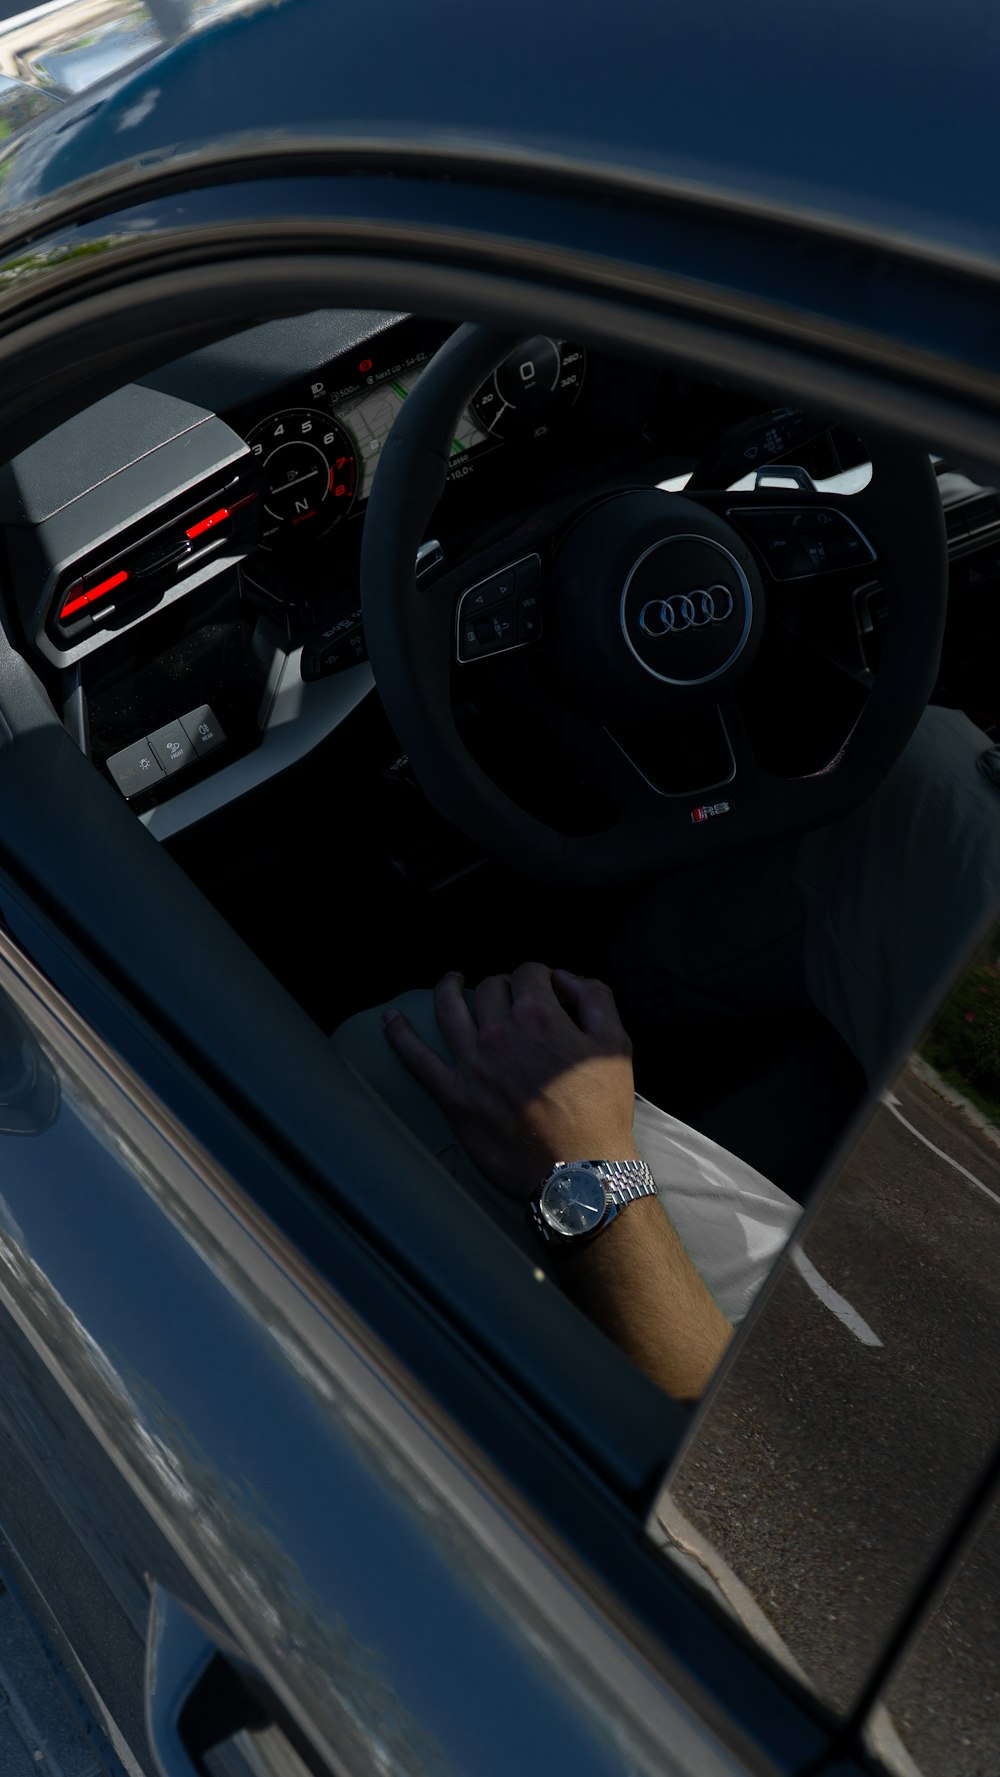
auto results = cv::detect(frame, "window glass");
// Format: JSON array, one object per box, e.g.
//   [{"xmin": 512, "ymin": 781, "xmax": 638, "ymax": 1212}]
[
  {"xmin": 649, "ymin": 915, "xmax": 1000, "ymax": 1716},
  {"xmin": 872, "ymin": 1484, "xmax": 1000, "ymax": 1776}
]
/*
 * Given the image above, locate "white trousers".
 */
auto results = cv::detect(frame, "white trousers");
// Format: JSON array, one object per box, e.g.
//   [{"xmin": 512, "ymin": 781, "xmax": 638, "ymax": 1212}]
[
  {"xmin": 332, "ymin": 989, "xmax": 799, "ymax": 1326},
  {"xmin": 333, "ymin": 707, "xmax": 1000, "ymax": 1327}
]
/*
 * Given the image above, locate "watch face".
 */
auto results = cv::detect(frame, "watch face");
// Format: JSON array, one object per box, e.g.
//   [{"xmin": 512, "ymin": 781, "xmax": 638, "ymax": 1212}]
[{"xmin": 539, "ymin": 1166, "xmax": 607, "ymax": 1237}]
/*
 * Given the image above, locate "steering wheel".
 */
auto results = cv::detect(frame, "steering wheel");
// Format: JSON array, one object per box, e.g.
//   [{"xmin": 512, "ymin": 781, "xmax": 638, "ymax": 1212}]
[{"xmin": 362, "ymin": 326, "xmax": 948, "ymax": 885}]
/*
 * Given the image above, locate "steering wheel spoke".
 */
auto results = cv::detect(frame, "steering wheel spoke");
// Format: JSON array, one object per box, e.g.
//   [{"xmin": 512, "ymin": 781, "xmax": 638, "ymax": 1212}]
[
  {"xmin": 687, "ymin": 482, "xmax": 889, "ymax": 690},
  {"xmin": 600, "ymin": 699, "xmax": 740, "ymax": 806}
]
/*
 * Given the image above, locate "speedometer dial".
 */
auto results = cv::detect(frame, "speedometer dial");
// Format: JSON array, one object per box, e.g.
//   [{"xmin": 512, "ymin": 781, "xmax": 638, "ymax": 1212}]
[
  {"xmin": 471, "ymin": 338, "xmax": 586, "ymax": 439},
  {"xmin": 246, "ymin": 409, "xmax": 358, "ymax": 549}
]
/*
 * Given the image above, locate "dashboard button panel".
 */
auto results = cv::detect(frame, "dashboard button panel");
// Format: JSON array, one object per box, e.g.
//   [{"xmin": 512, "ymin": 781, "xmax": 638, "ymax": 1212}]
[{"xmin": 106, "ymin": 707, "xmax": 227, "ymax": 799}]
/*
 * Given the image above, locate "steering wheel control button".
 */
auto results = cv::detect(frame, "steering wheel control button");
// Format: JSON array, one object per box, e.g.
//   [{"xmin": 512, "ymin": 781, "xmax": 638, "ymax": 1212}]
[
  {"xmin": 106, "ymin": 740, "xmax": 166, "ymax": 799},
  {"xmin": 620, "ymin": 536, "xmax": 752, "ymax": 686},
  {"xmin": 799, "ymin": 511, "xmax": 875, "ymax": 571},
  {"xmin": 464, "ymin": 569, "xmax": 517, "ymax": 614},
  {"xmin": 730, "ymin": 506, "xmax": 875, "ymax": 579},
  {"xmin": 516, "ymin": 593, "xmax": 541, "ymax": 642},
  {"xmin": 477, "ymin": 607, "xmax": 515, "ymax": 647},
  {"xmin": 728, "ymin": 512, "xmax": 812, "ymax": 578},
  {"xmin": 458, "ymin": 607, "xmax": 513, "ymax": 658},
  {"xmin": 148, "ymin": 720, "xmax": 196, "ymax": 776},
  {"xmin": 180, "ymin": 706, "xmax": 225, "ymax": 758},
  {"xmin": 457, "ymin": 556, "xmax": 541, "ymax": 660}
]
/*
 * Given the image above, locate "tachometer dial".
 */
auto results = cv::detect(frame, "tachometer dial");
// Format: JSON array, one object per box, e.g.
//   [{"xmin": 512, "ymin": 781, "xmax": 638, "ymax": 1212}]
[
  {"xmin": 246, "ymin": 409, "xmax": 357, "ymax": 548},
  {"xmin": 471, "ymin": 339, "xmax": 586, "ymax": 439}
]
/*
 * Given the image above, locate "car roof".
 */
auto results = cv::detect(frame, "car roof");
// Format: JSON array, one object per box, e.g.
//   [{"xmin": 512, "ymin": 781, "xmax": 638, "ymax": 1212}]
[{"xmin": 2, "ymin": 0, "xmax": 999, "ymax": 270}]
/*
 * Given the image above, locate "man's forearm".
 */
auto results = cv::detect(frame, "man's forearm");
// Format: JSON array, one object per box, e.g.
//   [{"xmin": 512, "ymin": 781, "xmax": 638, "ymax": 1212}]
[{"xmin": 552, "ymin": 1195, "xmax": 733, "ymax": 1402}]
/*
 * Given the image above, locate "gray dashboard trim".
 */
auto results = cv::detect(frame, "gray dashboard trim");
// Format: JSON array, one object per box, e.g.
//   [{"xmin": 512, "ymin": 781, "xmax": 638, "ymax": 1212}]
[
  {"xmin": 140, "ymin": 308, "xmax": 406, "ymax": 414},
  {"xmin": 140, "ymin": 649, "xmax": 373, "ymax": 840}
]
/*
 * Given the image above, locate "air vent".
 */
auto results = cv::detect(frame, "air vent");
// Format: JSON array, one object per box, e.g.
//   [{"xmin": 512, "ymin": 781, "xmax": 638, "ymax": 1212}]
[{"xmin": 48, "ymin": 472, "xmax": 260, "ymax": 648}]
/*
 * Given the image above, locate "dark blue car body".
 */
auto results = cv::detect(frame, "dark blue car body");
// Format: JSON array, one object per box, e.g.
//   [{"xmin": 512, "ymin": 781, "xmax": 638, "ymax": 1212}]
[{"xmin": 0, "ymin": 4, "xmax": 996, "ymax": 1776}]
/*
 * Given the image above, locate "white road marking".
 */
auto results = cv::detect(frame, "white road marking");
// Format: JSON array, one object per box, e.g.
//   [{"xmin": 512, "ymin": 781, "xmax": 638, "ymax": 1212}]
[
  {"xmin": 883, "ymin": 1090, "xmax": 1000, "ymax": 1212},
  {"xmin": 790, "ymin": 1247, "xmax": 884, "ymax": 1346}
]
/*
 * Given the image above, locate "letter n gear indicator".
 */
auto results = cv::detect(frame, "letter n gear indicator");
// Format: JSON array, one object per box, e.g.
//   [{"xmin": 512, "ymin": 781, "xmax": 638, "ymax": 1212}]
[{"xmin": 246, "ymin": 409, "xmax": 358, "ymax": 549}]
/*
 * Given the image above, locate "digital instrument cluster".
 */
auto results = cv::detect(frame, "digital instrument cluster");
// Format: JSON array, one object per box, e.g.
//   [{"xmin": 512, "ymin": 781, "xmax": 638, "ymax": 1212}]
[{"xmin": 243, "ymin": 329, "xmax": 586, "ymax": 554}]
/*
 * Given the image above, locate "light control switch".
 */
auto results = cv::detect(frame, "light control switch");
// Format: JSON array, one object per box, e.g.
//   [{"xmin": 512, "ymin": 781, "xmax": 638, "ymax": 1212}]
[
  {"xmin": 148, "ymin": 720, "xmax": 195, "ymax": 776},
  {"xmin": 180, "ymin": 705, "xmax": 226, "ymax": 758},
  {"xmin": 106, "ymin": 740, "xmax": 165, "ymax": 799}
]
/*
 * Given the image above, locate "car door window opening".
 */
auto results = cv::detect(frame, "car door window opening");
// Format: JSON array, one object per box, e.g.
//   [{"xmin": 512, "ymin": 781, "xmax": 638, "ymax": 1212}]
[{"xmin": 1, "ymin": 165, "xmax": 1000, "ymax": 1777}]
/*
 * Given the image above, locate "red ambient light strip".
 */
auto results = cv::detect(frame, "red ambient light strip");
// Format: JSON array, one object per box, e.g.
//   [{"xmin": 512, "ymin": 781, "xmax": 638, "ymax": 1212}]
[
  {"xmin": 186, "ymin": 506, "xmax": 229, "ymax": 540},
  {"xmin": 60, "ymin": 491, "xmax": 259, "ymax": 620},
  {"xmin": 60, "ymin": 569, "xmax": 128, "ymax": 621},
  {"xmin": 185, "ymin": 491, "xmax": 258, "ymax": 540}
]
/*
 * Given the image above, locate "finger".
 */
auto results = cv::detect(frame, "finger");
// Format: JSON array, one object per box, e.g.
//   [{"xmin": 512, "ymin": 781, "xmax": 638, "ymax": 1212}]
[
  {"xmin": 551, "ymin": 969, "xmax": 629, "ymax": 1045},
  {"xmin": 475, "ymin": 973, "xmax": 512, "ymax": 1026},
  {"xmin": 433, "ymin": 971, "xmax": 478, "ymax": 1056},
  {"xmin": 383, "ymin": 1009, "xmax": 458, "ymax": 1104},
  {"xmin": 509, "ymin": 960, "xmax": 557, "ymax": 1005}
]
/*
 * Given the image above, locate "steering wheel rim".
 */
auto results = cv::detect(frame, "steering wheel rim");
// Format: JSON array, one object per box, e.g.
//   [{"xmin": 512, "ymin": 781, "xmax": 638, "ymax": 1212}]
[{"xmin": 362, "ymin": 324, "xmax": 949, "ymax": 885}]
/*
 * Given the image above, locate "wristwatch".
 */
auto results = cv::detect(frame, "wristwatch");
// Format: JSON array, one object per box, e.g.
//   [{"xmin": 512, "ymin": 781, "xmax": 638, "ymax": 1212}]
[{"xmin": 528, "ymin": 1158, "xmax": 658, "ymax": 1248}]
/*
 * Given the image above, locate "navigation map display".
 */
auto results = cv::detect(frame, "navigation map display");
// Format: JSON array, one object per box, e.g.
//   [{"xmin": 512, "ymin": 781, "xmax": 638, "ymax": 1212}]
[{"xmin": 335, "ymin": 364, "xmax": 493, "ymax": 504}]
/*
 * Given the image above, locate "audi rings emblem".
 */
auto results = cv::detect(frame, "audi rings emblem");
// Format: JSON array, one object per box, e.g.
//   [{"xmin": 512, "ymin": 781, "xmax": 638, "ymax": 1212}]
[
  {"xmin": 638, "ymin": 585, "xmax": 735, "ymax": 636},
  {"xmin": 621, "ymin": 533, "xmax": 753, "ymax": 686}
]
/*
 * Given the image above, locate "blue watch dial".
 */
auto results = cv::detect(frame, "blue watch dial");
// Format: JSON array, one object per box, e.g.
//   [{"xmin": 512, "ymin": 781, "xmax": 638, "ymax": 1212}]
[{"xmin": 539, "ymin": 1166, "xmax": 607, "ymax": 1237}]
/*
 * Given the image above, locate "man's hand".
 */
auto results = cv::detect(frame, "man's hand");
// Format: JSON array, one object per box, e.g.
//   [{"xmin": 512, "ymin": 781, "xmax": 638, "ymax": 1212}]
[
  {"xmin": 383, "ymin": 962, "xmax": 637, "ymax": 1200},
  {"xmin": 383, "ymin": 960, "xmax": 734, "ymax": 1399}
]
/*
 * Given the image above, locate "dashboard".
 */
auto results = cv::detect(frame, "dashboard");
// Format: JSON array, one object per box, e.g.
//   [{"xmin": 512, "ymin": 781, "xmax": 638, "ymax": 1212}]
[
  {"xmin": 0, "ymin": 308, "xmax": 996, "ymax": 844},
  {"xmin": 240, "ymin": 325, "xmax": 584, "ymax": 552},
  {"xmin": 0, "ymin": 310, "xmax": 677, "ymax": 838}
]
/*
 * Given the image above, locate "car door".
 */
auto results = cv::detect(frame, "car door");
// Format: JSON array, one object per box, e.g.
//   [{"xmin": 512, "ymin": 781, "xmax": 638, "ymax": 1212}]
[
  {"xmin": 0, "ymin": 868, "xmax": 837, "ymax": 1777},
  {"xmin": 3, "ymin": 21, "xmax": 1000, "ymax": 1772}
]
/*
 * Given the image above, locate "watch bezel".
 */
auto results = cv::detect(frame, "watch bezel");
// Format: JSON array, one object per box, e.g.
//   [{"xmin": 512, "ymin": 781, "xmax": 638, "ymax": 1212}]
[{"xmin": 536, "ymin": 1161, "xmax": 613, "ymax": 1242}]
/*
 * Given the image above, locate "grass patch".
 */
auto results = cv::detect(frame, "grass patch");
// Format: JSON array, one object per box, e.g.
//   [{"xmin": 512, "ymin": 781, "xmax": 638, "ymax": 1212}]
[{"xmin": 921, "ymin": 948, "xmax": 1000, "ymax": 1127}]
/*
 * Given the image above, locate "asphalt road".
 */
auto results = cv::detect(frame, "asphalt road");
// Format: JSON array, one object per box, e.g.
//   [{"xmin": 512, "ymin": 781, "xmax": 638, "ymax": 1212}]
[{"xmin": 668, "ymin": 1065, "xmax": 1000, "ymax": 1777}]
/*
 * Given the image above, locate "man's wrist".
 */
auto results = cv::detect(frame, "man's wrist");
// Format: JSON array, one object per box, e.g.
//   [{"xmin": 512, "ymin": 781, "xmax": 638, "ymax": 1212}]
[
  {"xmin": 529, "ymin": 1154, "xmax": 657, "ymax": 1248},
  {"xmin": 546, "ymin": 1140, "xmax": 641, "ymax": 1167}
]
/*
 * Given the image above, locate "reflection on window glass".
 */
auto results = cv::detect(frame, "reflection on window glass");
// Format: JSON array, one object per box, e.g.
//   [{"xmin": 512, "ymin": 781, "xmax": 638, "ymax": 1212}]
[
  {"xmin": 205, "ymin": 1721, "xmax": 315, "ymax": 1777},
  {"xmin": 648, "ymin": 917, "xmax": 1000, "ymax": 1721},
  {"xmin": 874, "ymin": 1487, "xmax": 1000, "ymax": 1777},
  {"xmin": 921, "ymin": 936, "xmax": 1000, "ymax": 1125}
]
